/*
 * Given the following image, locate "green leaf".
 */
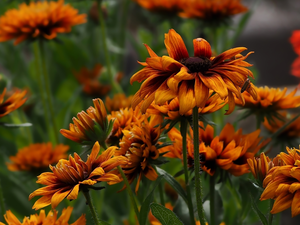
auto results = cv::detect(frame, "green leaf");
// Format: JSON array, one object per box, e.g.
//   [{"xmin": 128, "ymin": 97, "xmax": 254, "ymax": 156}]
[
  {"xmin": 250, "ymin": 194, "xmax": 268, "ymax": 225},
  {"xmin": 139, "ymin": 176, "xmax": 164, "ymax": 225},
  {"xmin": 150, "ymin": 203, "xmax": 183, "ymax": 225},
  {"xmin": 156, "ymin": 167, "xmax": 188, "ymax": 204},
  {"xmin": 270, "ymin": 112, "xmax": 300, "ymax": 139}
]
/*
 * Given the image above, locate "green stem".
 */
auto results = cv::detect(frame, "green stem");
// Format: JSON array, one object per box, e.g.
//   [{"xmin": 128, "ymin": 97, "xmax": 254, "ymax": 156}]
[
  {"xmin": 97, "ymin": 0, "xmax": 123, "ymax": 94},
  {"xmin": 0, "ymin": 178, "xmax": 6, "ymax": 222},
  {"xmin": 82, "ymin": 190, "xmax": 106, "ymax": 225},
  {"xmin": 180, "ymin": 118, "xmax": 196, "ymax": 224},
  {"xmin": 192, "ymin": 107, "xmax": 206, "ymax": 224},
  {"xmin": 33, "ymin": 42, "xmax": 50, "ymax": 140},
  {"xmin": 117, "ymin": 166, "xmax": 140, "ymax": 223},
  {"xmin": 210, "ymin": 175, "xmax": 215, "ymax": 225},
  {"xmin": 256, "ymin": 115, "xmax": 261, "ymax": 130},
  {"xmin": 268, "ymin": 199, "xmax": 274, "ymax": 225},
  {"xmin": 158, "ymin": 182, "xmax": 165, "ymax": 206},
  {"xmin": 38, "ymin": 39, "xmax": 59, "ymax": 144}
]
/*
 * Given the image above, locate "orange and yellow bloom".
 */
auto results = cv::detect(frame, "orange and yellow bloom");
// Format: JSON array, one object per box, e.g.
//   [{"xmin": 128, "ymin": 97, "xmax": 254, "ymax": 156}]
[
  {"xmin": 7, "ymin": 143, "xmax": 69, "ymax": 172},
  {"xmin": 0, "ymin": 207, "xmax": 85, "ymax": 225},
  {"xmin": 60, "ymin": 98, "xmax": 111, "ymax": 147},
  {"xmin": 0, "ymin": 88, "xmax": 27, "ymax": 118},
  {"xmin": 260, "ymin": 147, "xmax": 300, "ymax": 217},
  {"xmin": 116, "ymin": 115, "xmax": 163, "ymax": 192},
  {"xmin": 131, "ymin": 29, "xmax": 256, "ymax": 115},
  {"xmin": 0, "ymin": 0, "xmax": 86, "ymax": 45},
  {"xmin": 133, "ymin": 0, "xmax": 185, "ymax": 14},
  {"xmin": 29, "ymin": 142, "xmax": 128, "ymax": 210},
  {"xmin": 105, "ymin": 94, "xmax": 133, "ymax": 112}
]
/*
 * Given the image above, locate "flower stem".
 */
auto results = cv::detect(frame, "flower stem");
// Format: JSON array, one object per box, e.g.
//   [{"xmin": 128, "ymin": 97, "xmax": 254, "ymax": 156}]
[
  {"xmin": 0, "ymin": 178, "xmax": 6, "ymax": 222},
  {"xmin": 82, "ymin": 190, "xmax": 106, "ymax": 225},
  {"xmin": 97, "ymin": 0, "xmax": 123, "ymax": 94},
  {"xmin": 256, "ymin": 115, "xmax": 261, "ymax": 130},
  {"xmin": 180, "ymin": 118, "xmax": 196, "ymax": 224},
  {"xmin": 33, "ymin": 42, "xmax": 50, "ymax": 139},
  {"xmin": 158, "ymin": 182, "xmax": 165, "ymax": 206},
  {"xmin": 117, "ymin": 166, "xmax": 140, "ymax": 223},
  {"xmin": 210, "ymin": 175, "xmax": 215, "ymax": 225},
  {"xmin": 268, "ymin": 199, "xmax": 274, "ymax": 225},
  {"xmin": 38, "ymin": 39, "xmax": 59, "ymax": 144},
  {"xmin": 192, "ymin": 107, "xmax": 206, "ymax": 224}
]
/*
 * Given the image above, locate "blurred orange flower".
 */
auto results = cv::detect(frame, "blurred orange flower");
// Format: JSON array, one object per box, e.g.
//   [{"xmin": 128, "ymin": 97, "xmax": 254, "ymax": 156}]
[
  {"xmin": 0, "ymin": 0, "xmax": 86, "ymax": 45},
  {"xmin": 116, "ymin": 115, "xmax": 163, "ymax": 192},
  {"xmin": 60, "ymin": 98, "xmax": 111, "ymax": 147},
  {"xmin": 161, "ymin": 123, "xmax": 269, "ymax": 176},
  {"xmin": 290, "ymin": 30, "xmax": 300, "ymax": 55},
  {"xmin": 180, "ymin": 0, "xmax": 247, "ymax": 21},
  {"xmin": 0, "ymin": 88, "xmax": 27, "ymax": 118},
  {"xmin": 7, "ymin": 143, "xmax": 68, "ymax": 172},
  {"xmin": 0, "ymin": 207, "xmax": 86, "ymax": 225},
  {"xmin": 29, "ymin": 142, "xmax": 128, "ymax": 210},
  {"xmin": 105, "ymin": 94, "xmax": 133, "ymax": 112},
  {"xmin": 260, "ymin": 147, "xmax": 300, "ymax": 217},
  {"xmin": 133, "ymin": 0, "xmax": 185, "ymax": 14},
  {"xmin": 74, "ymin": 63, "xmax": 111, "ymax": 97},
  {"xmin": 148, "ymin": 90, "xmax": 226, "ymax": 120},
  {"xmin": 131, "ymin": 29, "xmax": 256, "ymax": 115}
]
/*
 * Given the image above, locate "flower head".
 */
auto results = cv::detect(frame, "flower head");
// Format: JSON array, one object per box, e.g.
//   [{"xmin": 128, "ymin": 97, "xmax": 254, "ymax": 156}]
[
  {"xmin": 29, "ymin": 142, "xmax": 128, "ymax": 210},
  {"xmin": 74, "ymin": 63, "xmax": 111, "ymax": 97},
  {"xmin": 60, "ymin": 98, "xmax": 111, "ymax": 147},
  {"xmin": 161, "ymin": 123, "xmax": 269, "ymax": 176},
  {"xmin": 105, "ymin": 94, "xmax": 133, "ymax": 112},
  {"xmin": 236, "ymin": 86, "xmax": 300, "ymax": 124},
  {"xmin": 180, "ymin": 0, "xmax": 247, "ymax": 22},
  {"xmin": 0, "ymin": 88, "xmax": 27, "ymax": 118},
  {"xmin": 116, "ymin": 115, "xmax": 163, "ymax": 192},
  {"xmin": 0, "ymin": 207, "xmax": 85, "ymax": 225},
  {"xmin": 131, "ymin": 29, "xmax": 256, "ymax": 115},
  {"xmin": 260, "ymin": 147, "xmax": 300, "ymax": 217},
  {"xmin": 7, "ymin": 143, "xmax": 68, "ymax": 172},
  {"xmin": 133, "ymin": 0, "xmax": 184, "ymax": 14},
  {"xmin": 0, "ymin": 0, "xmax": 86, "ymax": 45}
]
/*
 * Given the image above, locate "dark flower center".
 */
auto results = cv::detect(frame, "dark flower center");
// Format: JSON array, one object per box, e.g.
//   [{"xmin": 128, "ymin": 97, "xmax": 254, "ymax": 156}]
[{"xmin": 179, "ymin": 57, "xmax": 212, "ymax": 73}]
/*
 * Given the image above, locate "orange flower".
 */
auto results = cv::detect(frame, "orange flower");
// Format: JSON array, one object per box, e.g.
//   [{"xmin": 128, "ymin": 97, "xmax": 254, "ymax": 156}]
[
  {"xmin": 116, "ymin": 115, "xmax": 163, "ymax": 192},
  {"xmin": 0, "ymin": 88, "xmax": 27, "ymax": 118},
  {"xmin": 133, "ymin": 0, "xmax": 185, "ymax": 14},
  {"xmin": 29, "ymin": 142, "xmax": 128, "ymax": 210},
  {"xmin": 106, "ymin": 107, "xmax": 144, "ymax": 146},
  {"xmin": 105, "ymin": 94, "xmax": 133, "ymax": 112},
  {"xmin": 247, "ymin": 152, "xmax": 277, "ymax": 185},
  {"xmin": 161, "ymin": 123, "xmax": 269, "ymax": 176},
  {"xmin": 60, "ymin": 98, "xmax": 111, "ymax": 147},
  {"xmin": 263, "ymin": 111, "xmax": 300, "ymax": 140},
  {"xmin": 179, "ymin": 0, "xmax": 247, "ymax": 21},
  {"xmin": 290, "ymin": 30, "xmax": 300, "ymax": 55},
  {"xmin": 148, "ymin": 203, "xmax": 173, "ymax": 225},
  {"xmin": 0, "ymin": 207, "xmax": 86, "ymax": 225},
  {"xmin": 236, "ymin": 86, "xmax": 300, "ymax": 124},
  {"xmin": 290, "ymin": 56, "xmax": 300, "ymax": 78},
  {"xmin": 131, "ymin": 29, "xmax": 256, "ymax": 115},
  {"xmin": 148, "ymin": 90, "xmax": 226, "ymax": 120},
  {"xmin": 260, "ymin": 147, "xmax": 300, "ymax": 217},
  {"xmin": 0, "ymin": 0, "xmax": 86, "ymax": 45},
  {"xmin": 74, "ymin": 63, "xmax": 111, "ymax": 97},
  {"xmin": 7, "ymin": 143, "xmax": 68, "ymax": 172}
]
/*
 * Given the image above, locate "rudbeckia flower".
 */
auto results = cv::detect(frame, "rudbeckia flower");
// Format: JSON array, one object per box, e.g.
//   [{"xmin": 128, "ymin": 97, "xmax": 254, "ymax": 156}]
[
  {"xmin": 0, "ymin": 0, "xmax": 86, "ymax": 45},
  {"xmin": 29, "ymin": 142, "xmax": 128, "ymax": 210},
  {"xmin": 116, "ymin": 115, "xmax": 163, "ymax": 192},
  {"xmin": 179, "ymin": 0, "xmax": 247, "ymax": 22},
  {"xmin": 161, "ymin": 123, "xmax": 269, "ymax": 176},
  {"xmin": 0, "ymin": 88, "xmax": 27, "ymax": 119},
  {"xmin": 131, "ymin": 29, "xmax": 256, "ymax": 115},
  {"xmin": 148, "ymin": 90, "xmax": 226, "ymax": 121},
  {"xmin": 105, "ymin": 94, "xmax": 133, "ymax": 112},
  {"xmin": 73, "ymin": 63, "xmax": 111, "ymax": 97},
  {"xmin": 235, "ymin": 86, "xmax": 300, "ymax": 124},
  {"xmin": 7, "ymin": 143, "xmax": 68, "ymax": 172},
  {"xmin": 260, "ymin": 147, "xmax": 300, "ymax": 217},
  {"xmin": 60, "ymin": 98, "xmax": 112, "ymax": 148},
  {"xmin": 133, "ymin": 0, "xmax": 185, "ymax": 14},
  {"xmin": 0, "ymin": 207, "xmax": 86, "ymax": 225}
]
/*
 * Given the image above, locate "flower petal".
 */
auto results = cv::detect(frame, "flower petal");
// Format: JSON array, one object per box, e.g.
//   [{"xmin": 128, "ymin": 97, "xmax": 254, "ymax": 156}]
[{"xmin": 164, "ymin": 29, "xmax": 189, "ymax": 61}]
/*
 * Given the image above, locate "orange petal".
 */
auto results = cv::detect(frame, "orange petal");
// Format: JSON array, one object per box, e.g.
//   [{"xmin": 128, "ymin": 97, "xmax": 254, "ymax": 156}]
[
  {"xmin": 224, "ymin": 91, "xmax": 235, "ymax": 115},
  {"xmin": 164, "ymin": 29, "xmax": 189, "ymax": 61},
  {"xmin": 271, "ymin": 192, "xmax": 293, "ymax": 214},
  {"xmin": 199, "ymin": 73, "xmax": 228, "ymax": 99},
  {"xmin": 144, "ymin": 44, "xmax": 158, "ymax": 57},
  {"xmin": 32, "ymin": 195, "xmax": 52, "ymax": 210},
  {"xmin": 193, "ymin": 38, "xmax": 212, "ymax": 58},
  {"xmin": 291, "ymin": 190, "xmax": 300, "ymax": 217},
  {"xmin": 66, "ymin": 184, "xmax": 80, "ymax": 200},
  {"xmin": 178, "ymin": 81, "xmax": 195, "ymax": 115},
  {"xmin": 195, "ymin": 76, "xmax": 209, "ymax": 108}
]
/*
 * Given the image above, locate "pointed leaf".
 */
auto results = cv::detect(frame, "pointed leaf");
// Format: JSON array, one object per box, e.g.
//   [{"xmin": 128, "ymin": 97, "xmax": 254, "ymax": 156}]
[{"xmin": 150, "ymin": 203, "xmax": 183, "ymax": 225}]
